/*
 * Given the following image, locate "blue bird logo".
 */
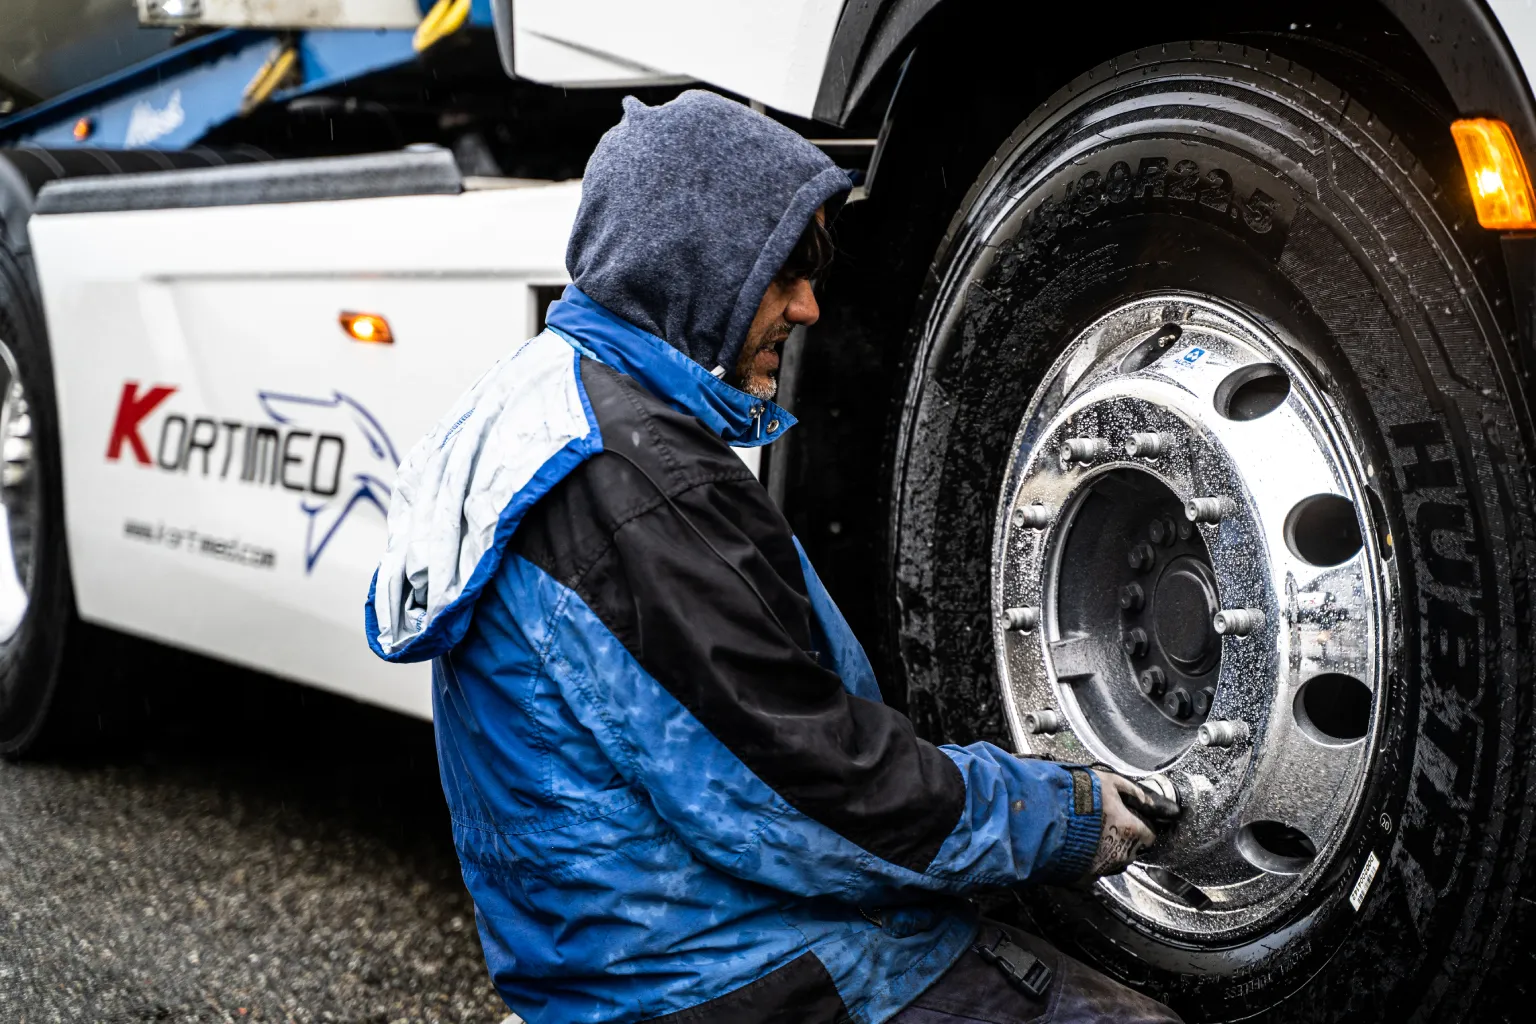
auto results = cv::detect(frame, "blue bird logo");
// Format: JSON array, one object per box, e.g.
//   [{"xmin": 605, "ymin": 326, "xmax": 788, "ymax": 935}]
[{"xmin": 256, "ymin": 390, "xmax": 400, "ymax": 573}]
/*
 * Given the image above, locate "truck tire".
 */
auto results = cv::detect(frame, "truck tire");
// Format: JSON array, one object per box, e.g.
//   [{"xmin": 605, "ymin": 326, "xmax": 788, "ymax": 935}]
[
  {"xmin": 891, "ymin": 43, "xmax": 1535, "ymax": 1021},
  {"xmin": 0, "ymin": 227, "xmax": 72, "ymax": 757}
]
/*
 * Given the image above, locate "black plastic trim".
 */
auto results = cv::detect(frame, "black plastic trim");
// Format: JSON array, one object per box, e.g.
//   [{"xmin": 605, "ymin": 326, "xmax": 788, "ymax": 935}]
[
  {"xmin": 1380, "ymin": 0, "xmax": 1536, "ymax": 158},
  {"xmin": 814, "ymin": 0, "xmax": 939, "ymax": 125},
  {"xmin": 33, "ymin": 148, "xmax": 461, "ymax": 215},
  {"xmin": 815, "ymin": 2, "xmax": 1536, "ymax": 149}
]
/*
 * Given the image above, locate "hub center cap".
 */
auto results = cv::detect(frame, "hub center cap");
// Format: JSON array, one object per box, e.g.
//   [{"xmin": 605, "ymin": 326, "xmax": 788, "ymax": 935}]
[
  {"xmin": 992, "ymin": 294, "xmax": 1391, "ymax": 941},
  {"xmin": 1154, "ymin": 558, "xmax": 1219, "ymax": 670}
]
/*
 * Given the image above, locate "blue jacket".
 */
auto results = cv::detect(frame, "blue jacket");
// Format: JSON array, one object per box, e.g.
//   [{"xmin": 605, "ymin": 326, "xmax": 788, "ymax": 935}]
[{"xmin": 366, "ymin": 93, "xmax": 1103, "ymax": 1024}]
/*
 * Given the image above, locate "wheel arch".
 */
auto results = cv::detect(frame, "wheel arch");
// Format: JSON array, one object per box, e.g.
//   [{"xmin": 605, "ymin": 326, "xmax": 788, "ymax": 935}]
[
  {"xmin": 816, "ymin": 1, "xmax": 1536, "ymax": 170},
  {"xmin": 787, "ymin": 0, "xmax": 1535, "ymax": 713}
]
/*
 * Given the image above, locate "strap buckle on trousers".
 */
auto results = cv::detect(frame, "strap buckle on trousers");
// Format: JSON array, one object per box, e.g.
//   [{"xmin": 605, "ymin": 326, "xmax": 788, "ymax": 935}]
[{"xmin": 973, "ymin": 931, "xmax": 1053, "ymax": 999}]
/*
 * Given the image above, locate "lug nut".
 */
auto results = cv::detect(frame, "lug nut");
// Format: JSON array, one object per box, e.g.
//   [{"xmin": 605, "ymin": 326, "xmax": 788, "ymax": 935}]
[
  {"xmin": 1197, "ymin": 719, "xmax": 1250, "ymax": 747},
  {"xmin": 1118, "ymin": 582, "xmax": 1145, "ymax": 612},
  {"xmin": 1013, "ymin": 503, "xmax": 1051, "ymax": 529},
  {"xmin": 1193, "ymin": 686, "xmax": 1215, "ymax": 716},
  {"xmin": 1213, "ymin": 608, "xmax": 1265, "ymax": 636},
  {"xmin": 1123, "ymin": 627, "xmax": 1149, "ymax": 659},
  {"xmin": 1128, "ymin": 542, "xmax": 1157, "ymax": 572},
  {"xmin": 1185, "ymin": 496, "xmax": 1233, "ymax": 524},
  {"xmin": 1062, "ymin": 437, "xmax": 1108, "ymax": 464},
  {"xmin": 1124, "ymin": 432, "xmax": 1169, "ymax": 458},
  {"xmin": 1137, "ymin": 667, "xmax": 1166, "ymax": 698},
  {"xmin": 1148, "ymin": 516, "xmax": 1178, "ymax": 546},
  {"xmin": 1004, "ymin": 606, "xmax": 1040, "ymax": 632},
  {"xmin": 1140, "ymin": 772, "xmax": 1179, "ymax": 806},
  {"xmin": 1023, "ymin": 709, "xmax": 1063, "ymax": 735},
  {"xmin": 1163, "ymin": 687, "xmax": 1192, "ymax": 719}
]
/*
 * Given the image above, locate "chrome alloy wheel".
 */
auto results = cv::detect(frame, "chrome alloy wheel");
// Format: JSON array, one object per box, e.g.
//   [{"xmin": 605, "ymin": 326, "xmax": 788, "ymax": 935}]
[
  {"xmin": 0, "ymin": 339, "xmax": 35, "ymax": 644},
  {"xmin": 994, "ymin": 294, "xmax": 1394, "ymax": 940}
]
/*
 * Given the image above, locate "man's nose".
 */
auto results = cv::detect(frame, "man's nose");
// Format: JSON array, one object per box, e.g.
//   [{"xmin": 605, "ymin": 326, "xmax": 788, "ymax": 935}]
[{"xmin": 786, "ymin": 278, "xmax": 820, "ymax": 327}]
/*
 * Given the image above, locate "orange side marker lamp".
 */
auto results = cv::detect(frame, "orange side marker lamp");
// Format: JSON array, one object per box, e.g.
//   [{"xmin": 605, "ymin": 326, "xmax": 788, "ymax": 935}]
[
  {"xmin": 339, "ymin": 312, "xmax": 393, "ymax": 344},
  {"xmin": 1450, "ymin": 118, "xmax": 1536, "ymax": 230},
  {"xmin": 73, "ymin": 117, "xmax": 94, "ymax": 142}
]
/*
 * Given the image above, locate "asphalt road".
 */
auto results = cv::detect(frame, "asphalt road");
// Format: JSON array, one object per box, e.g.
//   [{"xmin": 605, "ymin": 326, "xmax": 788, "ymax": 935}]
[{"xmin": 0, "ymin": 627, "xmax": 509, "ymax": 1024}]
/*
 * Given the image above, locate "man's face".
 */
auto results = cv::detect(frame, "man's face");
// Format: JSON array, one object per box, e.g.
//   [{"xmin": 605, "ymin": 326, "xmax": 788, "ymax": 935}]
[
  {"xmin": 734, "ymin": 276, "xmax": 819, "ymax": 401},
  {"xmin": 732, "ymin": 209, "xmax": 827, "ymax": 401}
]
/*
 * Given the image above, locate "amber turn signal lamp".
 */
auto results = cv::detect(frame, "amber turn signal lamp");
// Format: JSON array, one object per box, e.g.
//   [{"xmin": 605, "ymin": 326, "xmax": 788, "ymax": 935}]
[
  {"xmin": 339, "ymin": 312, "xmax": 393, "ymax": 344},
  {"xmin": 1450, "ymin": 118, "xmax": 1536, "ymax": 230}
]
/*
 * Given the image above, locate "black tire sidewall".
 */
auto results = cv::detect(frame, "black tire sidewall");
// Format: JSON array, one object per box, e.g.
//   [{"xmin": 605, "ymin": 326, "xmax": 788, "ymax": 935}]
[
  {"xmin": 0, "ymin": 238, "xmax": 72, "ymax": 757},
  {"xmin": 892, "ymin": 45, "xmax": 1535, "ymax": 1021}
]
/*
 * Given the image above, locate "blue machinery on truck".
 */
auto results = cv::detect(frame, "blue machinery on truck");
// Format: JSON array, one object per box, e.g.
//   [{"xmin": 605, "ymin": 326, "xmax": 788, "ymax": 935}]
[{"xmin": 0, "ymin": 1, "xmax": 495, "ymax": 151}]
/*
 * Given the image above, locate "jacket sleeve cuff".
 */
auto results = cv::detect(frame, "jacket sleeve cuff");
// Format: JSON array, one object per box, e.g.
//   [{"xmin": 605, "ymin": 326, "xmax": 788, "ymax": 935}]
[{"xmin": 1036, "ymin": 767, "xmax": 1103, "ymax": 883}]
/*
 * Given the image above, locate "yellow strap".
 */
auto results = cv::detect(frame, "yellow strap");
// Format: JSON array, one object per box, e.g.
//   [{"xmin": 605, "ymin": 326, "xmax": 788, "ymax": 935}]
[
  {"xmin": 239, "ymin": 43, "xmax": 298, "ymax": 116},
  {"xmin": 413, "ymin": 0, "xmax": 473, "ymax": 53}
]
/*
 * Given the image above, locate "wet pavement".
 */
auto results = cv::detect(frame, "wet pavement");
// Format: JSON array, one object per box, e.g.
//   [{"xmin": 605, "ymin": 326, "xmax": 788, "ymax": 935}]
[{"xmin": 0, "ymin": 627, "xmax": 507, "ymax": 1024}]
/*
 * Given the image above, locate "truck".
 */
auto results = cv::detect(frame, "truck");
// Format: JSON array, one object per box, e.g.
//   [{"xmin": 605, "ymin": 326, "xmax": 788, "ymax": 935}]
[{"xmin": 0, "ymin": 1, "xmax": 1532, "ymax": 1020}]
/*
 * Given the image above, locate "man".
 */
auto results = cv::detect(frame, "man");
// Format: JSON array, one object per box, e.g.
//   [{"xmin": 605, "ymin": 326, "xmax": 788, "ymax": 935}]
[{"xmin": 367, "ymin": 91, "xmax": 1181, "ymax": 1023}]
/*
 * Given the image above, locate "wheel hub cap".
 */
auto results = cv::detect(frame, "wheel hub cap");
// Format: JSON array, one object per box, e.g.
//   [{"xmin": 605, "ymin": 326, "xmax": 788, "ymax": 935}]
[{"xmin": 994, "ymin": 294, "xmax": 1391, "ymax": 940}]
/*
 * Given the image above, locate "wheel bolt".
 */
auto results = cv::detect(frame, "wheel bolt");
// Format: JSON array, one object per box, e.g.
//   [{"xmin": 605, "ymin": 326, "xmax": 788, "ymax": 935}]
[
  {"xmin": 1023, "ymin": 709, "xmax": 1063, "ymax": 735},
  {"xmin": 1062, "ymin": 437, "xmax": 1108, "ymax": 464},
  {"xmin": 1128, "ymin": 542, "xmax": 1156, "ymax": 572},
  {"xmin": 1013, "ymin": 503, "xmax": 1051, "ymax": 529},
  {"xmin": 1185, "ymin": 496, "xmax": 1232, "ymax": 523},
  {"xmin": 1137, "ymin": 667, "xmax": 1166, "ymax": 698},
  {"xmin": 1148, "ymin": 516, "xmax": 1178, "ymax": 546},
  {"xmin": 1163, "ymin": 687, "xmax": 1192, "ymax": 719},
  {"xmin": 1197, "ymin": 719, "xmax": 1250, "ymax": 747},
  {"xmin": 1213, "ymin": 608, "xmax": 1265, "ymax": 636},
  {"xmin": 1193, "ymin": 687, "xmax": 1215, "ymax": 716},
  {"xmin": 1124, "ymin": 432, "xmax": 1168, "ymax": 458},
  {"xmin": 1123, "ymin": 627, "xmax": 1149, "ymax": 658},
  {"xmin": 1004, "ymin": 606, "xmax": 1039, "ymax": 632},
  {"xmin": 1118, "ymin": 582, "xmax": 1145, "ymax": 612}
]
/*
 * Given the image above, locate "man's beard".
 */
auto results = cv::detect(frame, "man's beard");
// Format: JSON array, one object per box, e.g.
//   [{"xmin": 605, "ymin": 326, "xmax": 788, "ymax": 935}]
[
  {"xmin": 741, "ymin": 374, "xmax": 778, "ymax": 401},
  {"xmin": 735, "ymin": 326, "xmax": 790, "ymax": 401}
]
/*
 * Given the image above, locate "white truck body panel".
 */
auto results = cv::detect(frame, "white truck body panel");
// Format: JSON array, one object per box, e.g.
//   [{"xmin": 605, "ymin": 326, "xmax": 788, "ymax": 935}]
[
  {"xmin": 510, "ymin": 0, "xmax": 846, "ymax": 117},
  {"xmin": 1491, "ymin": 1, "xmax": 1536, "ymax": 100},
  {"xmin": 30, "ymin": 183, "xmax": 582, "ymax": 719},
  {"xmin": 137, "ymin": 0, "xmax": 422, "ymax": 29}
]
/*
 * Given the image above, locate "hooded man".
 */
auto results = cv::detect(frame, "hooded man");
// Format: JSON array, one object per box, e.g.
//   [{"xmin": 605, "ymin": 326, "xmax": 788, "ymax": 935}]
[{"xmin": 366, "ymin": 91, "xmax": 1181, "ymax": 1024}]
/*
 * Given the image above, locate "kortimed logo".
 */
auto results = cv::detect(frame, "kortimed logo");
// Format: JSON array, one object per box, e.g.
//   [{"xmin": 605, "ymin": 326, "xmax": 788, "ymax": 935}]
[
  {"xmin": 106, "ymin": 383, "xmax": 177, "ymax": 464},
  {"xmin": 106, "ymin": 381, "xmax": 399, "ymax": 572}
]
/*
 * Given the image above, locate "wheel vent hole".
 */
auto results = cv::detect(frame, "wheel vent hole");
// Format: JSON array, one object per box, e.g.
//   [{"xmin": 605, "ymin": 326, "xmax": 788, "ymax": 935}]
[
  {"xmin": 1285, "ymin": 493, "xmax": 1363, "ymax": 566},
  {"xmin": 1137, "ymin": 865, "xmax": 1213, "ymax": 910},
  {"xmin": 1294, "ymin": 673, "xmax": 1372, "ymax": 744},
  {"xmin": 1214, "ymin": 363, "xmax": 1290, "ymax": 420},
  {"xmin": 1237, "ymin": 821, "xmax": 1317, "ymax": 875}
]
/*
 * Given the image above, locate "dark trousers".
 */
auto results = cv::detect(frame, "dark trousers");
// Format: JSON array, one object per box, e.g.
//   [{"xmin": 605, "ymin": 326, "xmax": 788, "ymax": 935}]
[{"xmin": 889, "ymin": 921, "xmax": 1183, "ymax": 1024}]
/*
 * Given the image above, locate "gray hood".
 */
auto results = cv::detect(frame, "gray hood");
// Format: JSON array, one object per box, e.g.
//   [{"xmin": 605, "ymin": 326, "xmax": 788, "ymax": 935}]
[{"xmin": 566, "ymin": 90, "xmax": 852, "ymax": 372}]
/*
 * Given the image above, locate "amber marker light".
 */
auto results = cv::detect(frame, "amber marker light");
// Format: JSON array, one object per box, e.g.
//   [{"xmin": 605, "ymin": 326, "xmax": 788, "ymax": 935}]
[
  {"xmin": 1451, "ymin": 118, "xmax": 1536, "ymax": 230},
  {"xmin": 339, "ymin": 312, "xmax": 393, "ymax": 344},
  {"xmin": 72, "ymin": 117, "xmax": 94, "ymax": 141}
]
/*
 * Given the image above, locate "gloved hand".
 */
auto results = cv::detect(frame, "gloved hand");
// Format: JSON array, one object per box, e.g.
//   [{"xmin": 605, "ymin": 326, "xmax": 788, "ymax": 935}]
[{"xmin": 1087, "ymin": 770, "xmax": 1181, "ymax": 878}]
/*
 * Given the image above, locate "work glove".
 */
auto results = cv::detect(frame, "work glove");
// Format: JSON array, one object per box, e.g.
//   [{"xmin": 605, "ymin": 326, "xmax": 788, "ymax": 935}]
[{"xmin": 1086, "ymin": 770, "xmax": 1181, "ymax": 878}]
